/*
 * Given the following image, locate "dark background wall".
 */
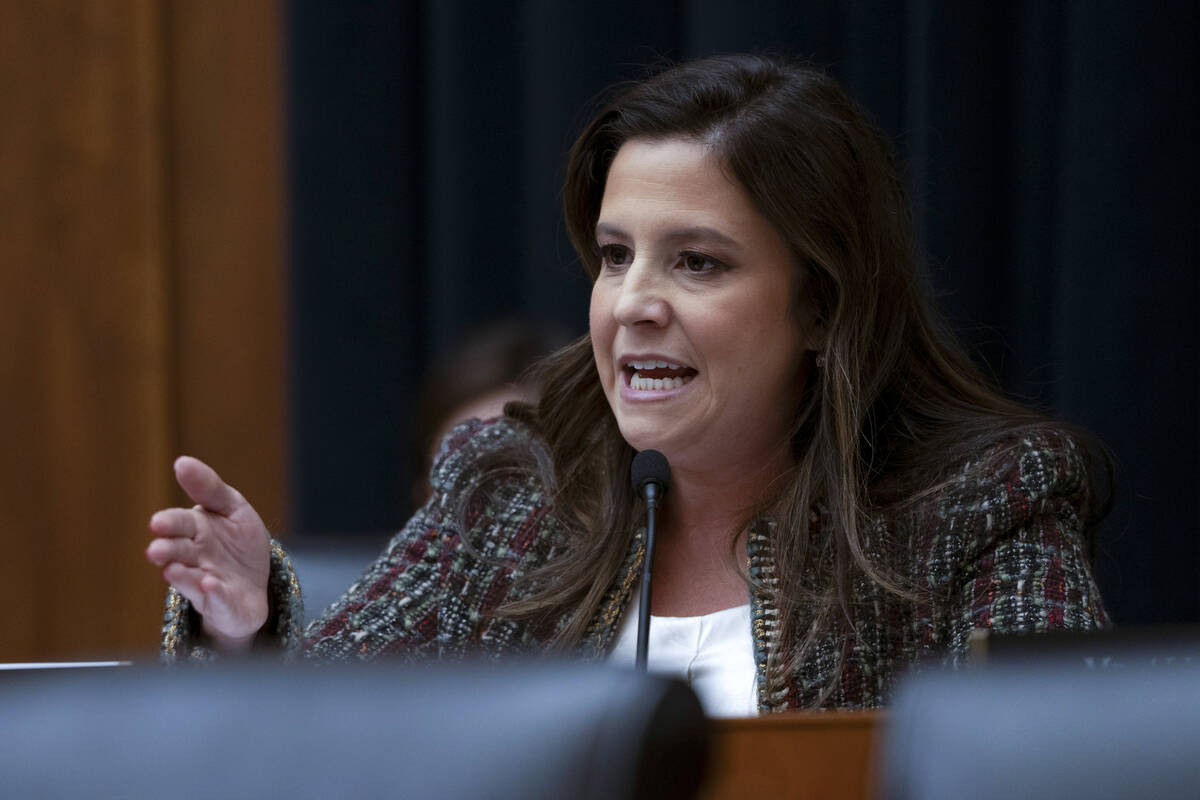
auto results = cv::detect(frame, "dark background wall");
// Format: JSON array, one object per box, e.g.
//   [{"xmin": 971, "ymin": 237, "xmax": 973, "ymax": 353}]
[{"xmin": 284, "ymin": 1, "xmax": 1199, "ymax": 626}]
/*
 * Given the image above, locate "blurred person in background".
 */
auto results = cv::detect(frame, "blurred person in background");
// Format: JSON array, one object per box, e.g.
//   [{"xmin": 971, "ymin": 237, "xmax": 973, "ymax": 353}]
[{"xmin": 411, "ymin": 319, "xmax": 569, "ymax": 509}]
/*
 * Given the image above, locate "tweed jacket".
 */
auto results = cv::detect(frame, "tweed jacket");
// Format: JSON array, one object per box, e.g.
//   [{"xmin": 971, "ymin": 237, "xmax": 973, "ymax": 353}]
[{"xmin": 161, "ymin": 416, "xmax": 1108, "ymax": 710}]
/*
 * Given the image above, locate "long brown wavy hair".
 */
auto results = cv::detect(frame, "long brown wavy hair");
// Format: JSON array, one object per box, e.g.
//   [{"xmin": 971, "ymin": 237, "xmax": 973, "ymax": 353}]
[{"xmin": 474, "ymin": 54, "xmax": 1103, "ymax": 674}]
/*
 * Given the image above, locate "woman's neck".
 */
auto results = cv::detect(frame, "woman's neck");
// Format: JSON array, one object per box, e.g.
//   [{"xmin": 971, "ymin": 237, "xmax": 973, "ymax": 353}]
[
  {"xmin": 646, "ymin": 449, "xmax": 791, "ymax": 616},
  {"xmin": 662, "ymin": 443, "xmax": 792, "ymax": 537}
]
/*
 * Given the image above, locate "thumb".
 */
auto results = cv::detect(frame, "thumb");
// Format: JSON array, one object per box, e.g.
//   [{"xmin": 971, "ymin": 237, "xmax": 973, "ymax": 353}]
[{"xmin": 173, "ymin": 456, "xmax": 243, "ymax": 516}]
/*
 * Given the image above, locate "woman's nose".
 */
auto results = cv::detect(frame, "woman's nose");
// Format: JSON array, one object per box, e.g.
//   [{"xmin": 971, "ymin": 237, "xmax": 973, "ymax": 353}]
[{"xmin": 612, "ymin": 261, "xmax": 670, "ymax": 327}]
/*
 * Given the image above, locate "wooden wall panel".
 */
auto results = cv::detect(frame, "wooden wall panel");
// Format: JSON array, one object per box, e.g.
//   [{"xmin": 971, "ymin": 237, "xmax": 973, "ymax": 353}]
[
  {"xmin": 0, "ymin": 1, "xmax": 286, "ymax": 661},
  {"xmin": 0, "ymin": 0, "xmax": 171, "ymax": 660},
  {"xmin": 169, "ymin": 3, "xmax": 288, "ymax": 532}
]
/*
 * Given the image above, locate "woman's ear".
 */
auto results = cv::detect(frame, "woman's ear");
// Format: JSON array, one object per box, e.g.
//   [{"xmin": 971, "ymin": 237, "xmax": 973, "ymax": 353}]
[
  {"xmin": 802, "ymin": 310, "xmax": 827, "ymax": 358},
  {"xmin": 794, "ymin": 260, "xmax": 829, "ymax": 356}
]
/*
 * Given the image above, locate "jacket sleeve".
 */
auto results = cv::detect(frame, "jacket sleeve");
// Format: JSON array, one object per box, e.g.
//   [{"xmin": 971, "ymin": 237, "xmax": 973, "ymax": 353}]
[
  {"xmin": 935, "ymin": 430, "xmax": 1109, "ymax": 664},
  {"xmin": 299, "ymin": 494, "xmax": 457, "ymax": 660},
  {"xmin": 158, "ymin": 416, "xmax": 539, "ymax": 662},
  {"xmin": 301, "ymin": 416, "xmax": 547, "ymax": 660}
]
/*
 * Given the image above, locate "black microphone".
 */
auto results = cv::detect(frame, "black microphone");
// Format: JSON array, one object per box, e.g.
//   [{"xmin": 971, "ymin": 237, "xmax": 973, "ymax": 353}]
[{"xmin": 630, "ymin": 449, "xmax": 671, "ymax": 671}]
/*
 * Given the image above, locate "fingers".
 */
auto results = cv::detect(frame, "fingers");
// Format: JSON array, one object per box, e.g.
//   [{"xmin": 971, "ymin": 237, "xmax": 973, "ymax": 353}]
[
  {"xmin": 148, "ymin": 507, "xmax": 198, "ymax": 539},
  {"xmin": 162, "ymin": 565, "xmax": 267, "ymax": 642},
  {"xmin": 162, "ymin": 562, "xmax": 209, "ymax": 612},
  {"xmin": 173, "ymin": 456, "xmax": 243, "ymax": 516},
  {"xmin": 144, "ymin": 536, "xmax": 199, "ymax": 567}
]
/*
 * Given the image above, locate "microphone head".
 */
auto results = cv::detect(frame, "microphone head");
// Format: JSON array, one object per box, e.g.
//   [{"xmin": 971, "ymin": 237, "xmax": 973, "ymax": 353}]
[{"xmin": 630, "ymin": 449, "xmax": 671, "ymax": 497}]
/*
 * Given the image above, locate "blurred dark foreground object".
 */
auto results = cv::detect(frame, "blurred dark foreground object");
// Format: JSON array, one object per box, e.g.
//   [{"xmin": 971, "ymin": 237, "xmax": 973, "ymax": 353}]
[
  {"xmin": 0, "ymin": 660, "xmax": 708, "ymax": 800},
  {"xmin": 973, "ymin": 624, "xmax": 1200, "ymax": 668},
  {"xmin": 882, "ymin": 656, "xmax": 1200, "ymax": 799}
]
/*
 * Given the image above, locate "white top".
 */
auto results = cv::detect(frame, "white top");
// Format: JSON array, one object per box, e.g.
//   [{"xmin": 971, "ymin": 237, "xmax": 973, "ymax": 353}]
[{"xmin": 607, "ymin": 591, "xmax": 759, "ymax": 718}]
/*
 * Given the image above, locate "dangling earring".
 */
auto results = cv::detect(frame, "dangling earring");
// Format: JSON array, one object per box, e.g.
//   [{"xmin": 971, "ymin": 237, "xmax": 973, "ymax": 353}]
[{"xmin": 814, "ymin": 353, "xmax": 826, "ymax": 368}]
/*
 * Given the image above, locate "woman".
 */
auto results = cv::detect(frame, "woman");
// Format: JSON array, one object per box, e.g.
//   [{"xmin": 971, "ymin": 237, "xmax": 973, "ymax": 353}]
[{"xmin": 146, "ymin": 54, "xmax": 1107, "ymax": 713}]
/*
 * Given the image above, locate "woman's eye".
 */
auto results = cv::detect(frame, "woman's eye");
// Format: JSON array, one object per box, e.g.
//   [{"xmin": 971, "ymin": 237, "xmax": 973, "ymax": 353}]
[
  {"xmin": 598, "ymin": 244, "xmax": 632, "ymax": 268},
  {"xmin": 681, "ymin": 252, "xmax": 724, "ymax": 273}
]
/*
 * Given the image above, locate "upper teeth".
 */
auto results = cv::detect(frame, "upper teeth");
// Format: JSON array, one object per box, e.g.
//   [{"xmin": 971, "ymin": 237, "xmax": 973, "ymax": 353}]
[{"xmin": 627, "ymin": 359, "xmax": 681, "ymax": 370}]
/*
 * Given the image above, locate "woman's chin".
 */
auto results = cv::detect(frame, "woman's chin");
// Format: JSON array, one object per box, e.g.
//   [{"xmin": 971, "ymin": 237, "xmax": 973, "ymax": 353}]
[{"xmin": 616, "ymin": 421, "xmax": 679, "ymax": 458}]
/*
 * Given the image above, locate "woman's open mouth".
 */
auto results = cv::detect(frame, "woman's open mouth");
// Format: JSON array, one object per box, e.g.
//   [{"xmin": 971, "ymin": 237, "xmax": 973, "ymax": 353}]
[{"xmin": 622, "ymin": 359, "xmax": 698, "ymax": 392}]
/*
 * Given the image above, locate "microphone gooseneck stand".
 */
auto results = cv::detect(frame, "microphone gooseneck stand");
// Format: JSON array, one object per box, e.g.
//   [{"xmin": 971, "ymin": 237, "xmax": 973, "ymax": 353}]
[{"xmin": 630, "ymin": 449, "xmax": 671, "ymax": 672}]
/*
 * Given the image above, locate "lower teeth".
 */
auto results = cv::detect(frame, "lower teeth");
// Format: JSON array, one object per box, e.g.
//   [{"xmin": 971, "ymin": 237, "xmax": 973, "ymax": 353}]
[{"xmin": 631, "ymin": 374, "xmax": 687, "ymax": 391}]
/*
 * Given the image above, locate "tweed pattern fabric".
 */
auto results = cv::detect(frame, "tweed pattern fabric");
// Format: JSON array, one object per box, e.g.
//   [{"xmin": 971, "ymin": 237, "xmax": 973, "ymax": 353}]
[
  {"xmin": 160, "ymin": 417, "xmax": 1107, "ymax": 709},
  {"xmin": 746, "ymin": 432, "xmax": 1108, "ymax": 710}
]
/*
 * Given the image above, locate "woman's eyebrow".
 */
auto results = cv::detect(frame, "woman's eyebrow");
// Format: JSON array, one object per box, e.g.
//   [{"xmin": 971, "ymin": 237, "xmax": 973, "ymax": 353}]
[
  {"xmin": 594, "ymin": 222, "xmax": 741, "ymax": 252},
  {"xmin": 661, "ymin": 226, "xmax": 741, "ymax": 251},
  {"xmin": 594, "ymin": 222, "xmax": 627, "ymax": 240}
]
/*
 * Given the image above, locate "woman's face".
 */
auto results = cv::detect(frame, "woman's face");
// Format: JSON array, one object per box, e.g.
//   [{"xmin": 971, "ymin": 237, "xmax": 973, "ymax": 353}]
[{"xmin": 589, "ymin": 137, "xmax": 811, "ymax": 476}]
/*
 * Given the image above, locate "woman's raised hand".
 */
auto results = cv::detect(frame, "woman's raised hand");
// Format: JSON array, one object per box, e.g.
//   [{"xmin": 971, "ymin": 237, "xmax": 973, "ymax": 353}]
[{"xmin": 145, "ymin": 456, "xmax": 271, "ymax": 651}]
